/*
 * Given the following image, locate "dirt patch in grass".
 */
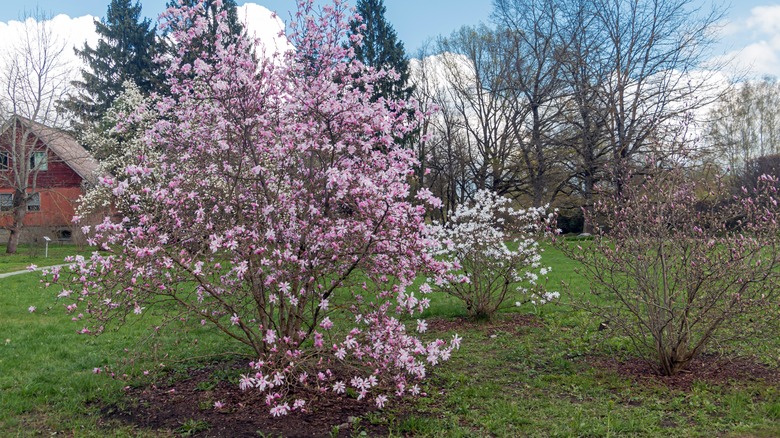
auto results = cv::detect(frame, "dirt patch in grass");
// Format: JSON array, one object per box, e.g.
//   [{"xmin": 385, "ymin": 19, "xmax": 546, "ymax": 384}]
[
  {"xmin": 586, "ymin": 354, "xmax": 780, "ymax": 391},
  {"xmin": 425, "ymin": 312, "xmax": 544, "ymax": 335},
  {"xmin": 102, "ymin": 361, "xmax": 394, "ymax": 437}
]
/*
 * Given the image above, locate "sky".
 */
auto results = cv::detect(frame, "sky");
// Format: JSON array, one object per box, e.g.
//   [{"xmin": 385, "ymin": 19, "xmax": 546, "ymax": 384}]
[
  {"xmin": 0, "ymin": 0, "xmax": 778, "ymax": 77},
  {"xmin": 0, "ymin": 0, "xmax": 493, "ymax": 56},
  {"xmin": 715, "ymin": 1, "xmax": 780, "ymax": 78}
]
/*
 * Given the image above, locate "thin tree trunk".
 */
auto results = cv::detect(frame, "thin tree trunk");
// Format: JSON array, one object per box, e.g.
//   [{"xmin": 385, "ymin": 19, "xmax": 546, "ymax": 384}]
[{"xmin": 7, "ymin": 193, "xmax": 26, "ymax": 254}]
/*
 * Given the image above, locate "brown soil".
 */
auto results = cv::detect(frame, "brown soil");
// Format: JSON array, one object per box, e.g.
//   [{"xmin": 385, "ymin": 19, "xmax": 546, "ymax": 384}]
[
  {"xmin": 585, "ymin": 354, "xmax": 780, "ymax": 391},
  {"xmin": 428, "ymin": 312, "xmax": 780, "ymax": 393},
  {"xmin": 102, "ymin": 362, "xmax": 393, "ymax": 437},
  {"xmin": 100, "ymin": 313, "xmax": 541, "ymax": 437}
]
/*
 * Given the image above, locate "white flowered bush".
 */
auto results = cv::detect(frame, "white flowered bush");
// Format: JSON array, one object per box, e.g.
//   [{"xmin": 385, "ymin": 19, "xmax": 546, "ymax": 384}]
[{"xmin": 431, "ymin": 189, "xmax": 557, "ymax": 319}]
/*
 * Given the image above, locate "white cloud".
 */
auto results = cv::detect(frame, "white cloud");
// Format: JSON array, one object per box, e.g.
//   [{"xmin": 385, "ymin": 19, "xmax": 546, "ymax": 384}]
[
  {"xmin": 0, "ymin": 3, "xmax": 290, "ymax": 88},
  {"xmin": 733, "ymin": 41, "xmax": 780, "ymax": 77},
  {"xmin": 716, "ymin": 5, "xmax": 780, "ymax": 78},
  {"xmin": 237, "ymin": 3, "xmax": 293, "ymax": 55},
  {"xmin": 745, "ymin": 6, "xmax": 780, "ymax": 36},
  {"xmin": 0, "ymin": 13, "xmax": 99, "ymax": 73}
]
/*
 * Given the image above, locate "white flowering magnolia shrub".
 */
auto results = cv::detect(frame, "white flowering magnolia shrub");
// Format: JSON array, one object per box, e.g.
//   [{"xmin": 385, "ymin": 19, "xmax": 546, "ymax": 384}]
[
  {"xmin": 76, "ymin": 80, "xmax": 160, "ymax": 219},
  {"xmin": 431, "ymin": 190, "xmax": 556, "ymax": 319}
]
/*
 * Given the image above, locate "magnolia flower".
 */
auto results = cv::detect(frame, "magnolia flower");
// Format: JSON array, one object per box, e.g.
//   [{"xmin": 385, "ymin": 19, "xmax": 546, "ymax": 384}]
[
  {"xmin": 319, "ymin": 317, "xmax": 334, "ymax": 330},
  {"xmin": 239, "ymin": 374, "xmax": 254, "ymax": 391},
  {"xmin": 270, "ymin": 403, "xmax": 290, "ymax": 417}
]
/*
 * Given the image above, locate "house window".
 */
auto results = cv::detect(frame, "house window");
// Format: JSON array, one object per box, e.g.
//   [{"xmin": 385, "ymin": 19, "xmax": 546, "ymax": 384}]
[
  {"xmin": 27, "ymin": 193, "xmax": 40, "ymax": 211},
  {"xmin": 30, "ymin": 151, "xmax": 47, "ymax": 171},
  {"xmin": 0, "ymin": 151, "xmax": 8, "ymax": 170},
  {"xmin": 0, "ymin": 193, "xmax": 11, "ymax": 211},
  {"xmin": 56, "ymin": 229, "xmax": 73, "ymax": 241}
]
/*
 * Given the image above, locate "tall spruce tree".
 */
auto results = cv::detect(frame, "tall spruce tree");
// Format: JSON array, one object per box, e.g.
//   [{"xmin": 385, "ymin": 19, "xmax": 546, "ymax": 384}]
[
  {"xmin": 62, "ymin": 0, "xmax": 160, "ymax": 134},
  {"xmin": 163, "ymin": 0, "xmax": 245, "ymax": 69},
  {"xmin": 349, "ymin": 0, "xmax": 412, "ymax": 102}
]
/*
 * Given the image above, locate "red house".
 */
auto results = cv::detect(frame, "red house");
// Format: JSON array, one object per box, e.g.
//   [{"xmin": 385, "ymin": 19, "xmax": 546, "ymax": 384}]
[{"xmin": 0, "ymin": 116, "xmax": 100, "ymax": 243}]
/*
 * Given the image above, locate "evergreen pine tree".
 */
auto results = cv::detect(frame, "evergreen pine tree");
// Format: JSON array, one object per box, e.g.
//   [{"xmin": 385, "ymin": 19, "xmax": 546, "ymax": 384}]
[
  {"xmin": 163, "ymin": 0, "xmax": 245, "ymax": 69},
  {"xmin": 349, "ymin": 0, "xmax": 412, "ymax": 102},
  {"xmin": 61, "ymin": 0, "xmax": 161, "ymax": 134}
]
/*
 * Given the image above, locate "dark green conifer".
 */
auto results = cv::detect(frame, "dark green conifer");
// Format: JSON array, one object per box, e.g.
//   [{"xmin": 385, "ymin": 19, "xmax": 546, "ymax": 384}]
[
  {"xmin": 62, "ymin": 0, "xmax": 161, "ymax": 134},
  {"xmin": 349, "ymin": 0, "xmax": 413, "ymax": 102},
  {"xmin": 163, "ymin": 0, "xmax": 245, "ymax": 69}
]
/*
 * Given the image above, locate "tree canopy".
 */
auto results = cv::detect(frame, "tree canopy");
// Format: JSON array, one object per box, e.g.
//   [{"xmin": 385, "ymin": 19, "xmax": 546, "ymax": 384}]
[
  {"xmin": 61, "ymin": 0, "xmax": 161, "ymax": 135},
  {"xmin": 349, "ymin": 0, "xmax": 412, "ymax": 102}
]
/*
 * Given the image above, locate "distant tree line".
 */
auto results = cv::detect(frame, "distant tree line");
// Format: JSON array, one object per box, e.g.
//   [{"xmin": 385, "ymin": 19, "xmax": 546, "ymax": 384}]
[
  {"xmin": 1, "ymin": 0, "xmax": 773, "ymax": 246},
  {"xmin": 410, "ymin": 0, "xmax": 729, "ymax": 232}
]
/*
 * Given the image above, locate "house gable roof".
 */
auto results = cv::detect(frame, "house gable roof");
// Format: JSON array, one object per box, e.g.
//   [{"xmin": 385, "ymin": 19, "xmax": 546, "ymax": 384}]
[{"xmin": 1, "ymin": 116, "xmax": 100, "ymax": 184}]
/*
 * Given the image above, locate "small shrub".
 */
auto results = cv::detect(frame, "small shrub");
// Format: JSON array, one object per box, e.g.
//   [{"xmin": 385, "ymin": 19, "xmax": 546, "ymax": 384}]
[
  {"xmin": 556, "ymin": 168, "xmax": 780, "ymax": 375},
  {"xmin": 431, "ymin": 190, "xmax": 556, "ymax": 319}
]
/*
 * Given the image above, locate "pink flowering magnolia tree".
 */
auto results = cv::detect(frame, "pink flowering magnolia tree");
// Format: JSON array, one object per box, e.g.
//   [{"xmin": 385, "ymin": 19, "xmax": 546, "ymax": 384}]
[
  {"xmin": 430, "ymin": 190, "xmax": 557, "ymax": 319},
  {"xmin": 49, "ymin": 0, "xmax": 459, "ymax": 415}
]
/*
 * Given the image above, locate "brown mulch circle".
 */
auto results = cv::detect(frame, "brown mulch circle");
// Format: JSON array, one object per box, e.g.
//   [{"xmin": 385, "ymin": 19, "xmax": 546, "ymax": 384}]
[
  {"xmin": 101, "ymin": 362, "xmax": 394, "ymax": 437},
  {"xmin": 585, "ymin": 354, "xmax": 780, "ymax": 391},
  {"xmin": 99, "ymin": 313, "xmax": 543, "ymax": 437}
]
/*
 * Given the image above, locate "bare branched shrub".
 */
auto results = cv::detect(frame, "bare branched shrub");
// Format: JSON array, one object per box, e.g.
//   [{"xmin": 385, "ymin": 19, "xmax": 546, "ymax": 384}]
[{"xmin": 557, "ymin": 168, "xmax": 780, "ymax": 375}]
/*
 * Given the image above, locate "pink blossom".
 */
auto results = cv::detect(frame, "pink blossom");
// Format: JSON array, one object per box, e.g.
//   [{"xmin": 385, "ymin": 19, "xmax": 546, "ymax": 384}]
[
  {"xmin": 48, "ymin": 0, "xmax": 458, "ymax": 416},
  {"xmin": 319, "ymin": 317, "xmax": 334, "ymax": 330},
  {"xmin": 270, "ymin": 403, "xmax": 290, "ymax": 417},
  {"xmin": 239, "ymin": 374, "xmax": 254, "ymax": 391}
]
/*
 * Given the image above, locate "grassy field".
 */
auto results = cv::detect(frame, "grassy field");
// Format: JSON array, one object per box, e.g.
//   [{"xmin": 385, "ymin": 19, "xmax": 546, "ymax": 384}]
[
  {"xmin": 1, "ymin": 244, "xmax": 779, "ymax": 436},
  {"xmin": 0, "ymin": 243, "xmax": 95, "ymax": 274}
]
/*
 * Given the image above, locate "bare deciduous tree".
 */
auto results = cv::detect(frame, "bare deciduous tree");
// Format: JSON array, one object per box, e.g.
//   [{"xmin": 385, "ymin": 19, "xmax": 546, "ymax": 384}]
[
  {"xmin": 707, "ymin": 77, "xmax": 780, "ymax": 178},
  {"xmin": 574, "ymin": 0, "xmax": 725, "ymax": 193},
  {"xmin": 437, "ymin": 26, "xmax": 523, "ymax": 199},
  {"xmin": 413, "ymin": 0, "xmax": 725, "ymax": 231},
  {"xmin": 0, "ymin": 11, "xmax": 74, "ymax": 253},
  {"xmin": 494, "ymin": 0, "xmax": 570, "ymax": 208}
]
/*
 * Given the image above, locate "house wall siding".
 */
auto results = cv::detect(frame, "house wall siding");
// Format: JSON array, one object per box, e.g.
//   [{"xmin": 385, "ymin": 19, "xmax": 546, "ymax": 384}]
[
  {"xmin": 0, "ymin": 188, "xmax": 82, "ymax": 228},
  {"xmin": 0, "ymin": 119, "xmax": 92, "ymax": 243},
  {"xmin": 0, "ymin": 131, "xmax": 83, "ymax": 188}
]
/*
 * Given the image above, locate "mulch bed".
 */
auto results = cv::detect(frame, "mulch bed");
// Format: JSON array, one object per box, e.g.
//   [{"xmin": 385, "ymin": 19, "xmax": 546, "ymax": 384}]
[
  {"xmin": 585, "ymin": 354, "xmax": 780, "ymax": 391},
  {"xmin": 102, "ymin": 362, "xmax": 392, "ymax": 437},
  {"xmin": 101, "ymin": 313, "xmax": 542, "ymax": 437},
  {"xmin": 428, "ymin": 312, "xmax": 780, "ymax": 392}
]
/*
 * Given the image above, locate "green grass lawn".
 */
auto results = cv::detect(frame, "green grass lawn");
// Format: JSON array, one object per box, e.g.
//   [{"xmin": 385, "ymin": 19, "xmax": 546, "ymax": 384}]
[
  {"xmin": 0, "ymin": 243, "xmax": 96, "ymax": 274},
  {"xmin": 1, "ymin": 243, "xmax": 779, "ymax": 437}
]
